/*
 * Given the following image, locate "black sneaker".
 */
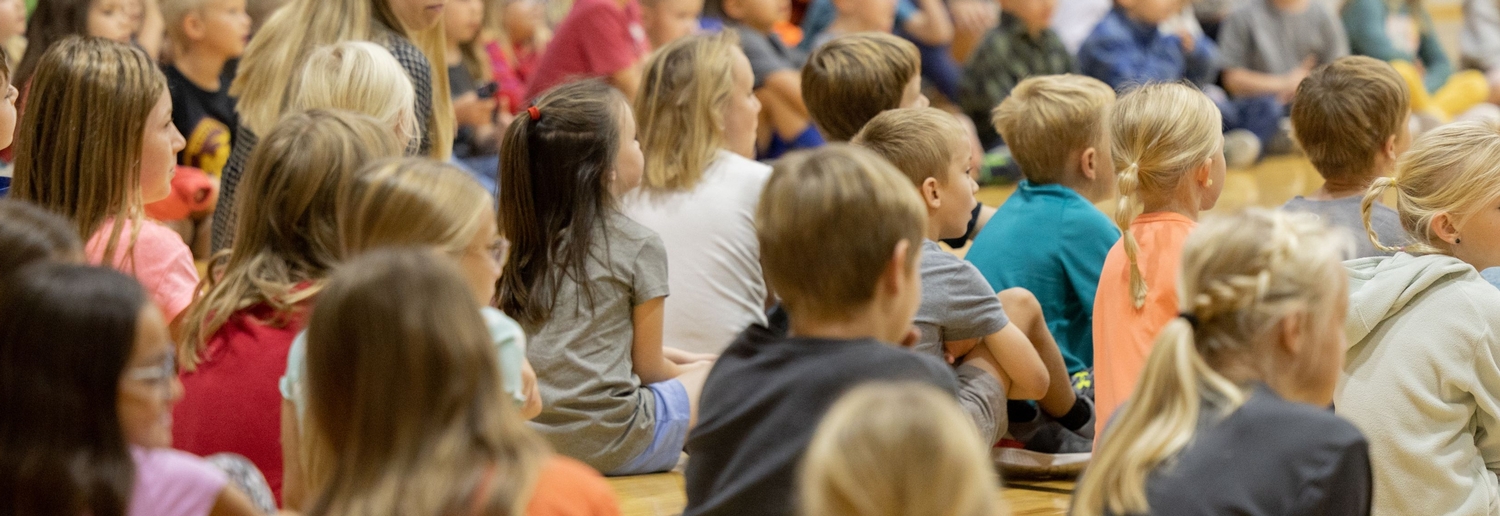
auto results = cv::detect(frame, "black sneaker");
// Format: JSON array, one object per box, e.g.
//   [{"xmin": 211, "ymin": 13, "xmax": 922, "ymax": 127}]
[{"xmin": 994, "ymin": 412, "xmax": 1092, "ymax": 479}]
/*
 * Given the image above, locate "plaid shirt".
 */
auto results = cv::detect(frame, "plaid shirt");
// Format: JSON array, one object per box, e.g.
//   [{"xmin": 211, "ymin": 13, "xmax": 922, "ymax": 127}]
[{"xmin": 957, "ymin": 14, "xmax": 1075, "ymax": 148}]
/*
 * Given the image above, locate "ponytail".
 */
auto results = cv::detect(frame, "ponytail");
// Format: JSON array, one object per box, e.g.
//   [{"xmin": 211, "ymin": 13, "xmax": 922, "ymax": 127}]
[
  {"xmin": 1113, "ymin": 161, "xmax": 1147, "ymax": 308},
  {"xmin": 1359, "ymin": 176, "xmax": 1406, "ymax": 254}
]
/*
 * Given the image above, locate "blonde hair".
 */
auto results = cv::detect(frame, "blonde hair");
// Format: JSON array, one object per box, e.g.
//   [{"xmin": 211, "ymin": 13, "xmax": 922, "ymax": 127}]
[
  {"xmin": 229, "ymin": 0, "xmax": 453, "ymax": 157},
  {"xmin": 161, "ymin": 0, "xmax": 210, "ymax": 48},
  {"xmin": 802, "ymin": 33, "xmax": 920, "ymax": 142},
  {"xmin": 993, "ymin": 74, "xmax": 1116, "ymax": 185},
  {"xmin": 178, "ymin": 110, "xmax": 402, "ymax": 371},
  {"xmin": 852, "ymin": 107, "xmax": 968, "ymax": 187},
  {"xmin": 799, "ymin": 382, "xmax": 1005, "ymax": 516},
  {"xmin": 1073, "ymin": 209, "xmax": 1350, "ymax": 516},
  {"xmin": 339, "ymin": 158, "xmax": 493, "ymax": 257},
  {"xmin": 293, "ymin": 41, "xmax": 422, "ymax": 151},
  {"xmin": 1291, "ymin": 56, "xmax": 1409, "ymax": 183},
  {"xmin": 11, "ymin": 37, "xmax": 165, "ymax": 272},
  {"xmin": 635, "ymin": 31, "xmax": 739, "ymax": 191},
  {"xmin": 303, "ymin": 248, "xmax": 547, "ymax": 516},
  {"xmin": 1111, "ymin": 83, "xmax": 1223, "ymax": 308},
  {"xmin": 758, "ymin": 145, "xmax": 926, "ymax": 321},
  {"xmin": 1362, "ymin": 120, "xmax": 1500, "ymax": 255}
]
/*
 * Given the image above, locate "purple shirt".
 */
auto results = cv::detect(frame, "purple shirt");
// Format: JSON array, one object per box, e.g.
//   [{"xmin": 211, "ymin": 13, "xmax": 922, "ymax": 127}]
[{"xmin": 130, "ymin": 446, "xmax": 226, "ymax": 516}]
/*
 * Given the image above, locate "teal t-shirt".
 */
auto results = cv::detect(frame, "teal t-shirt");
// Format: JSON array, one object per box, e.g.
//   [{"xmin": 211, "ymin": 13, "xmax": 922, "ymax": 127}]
[
  {"xmin": 965, "ymin": 180, "xmax": 1119, "ymax": 374},
  {"xmin": 279, "ymin": 306, "xmax": 528, "ymax": 419}
]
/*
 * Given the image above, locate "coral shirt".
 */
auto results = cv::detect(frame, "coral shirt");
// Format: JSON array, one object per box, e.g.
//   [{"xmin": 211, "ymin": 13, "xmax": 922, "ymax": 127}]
[
  {"xmin": 1092, "ymin": 212, "xmax": 1196, "ymax": 436},
  {"xmin": 526, "ymin": 456, "xmax": 623, "ymax": 516},
  {"xmin": 85, "ymin": 217, "xmax": 199, "ymax": 322}
]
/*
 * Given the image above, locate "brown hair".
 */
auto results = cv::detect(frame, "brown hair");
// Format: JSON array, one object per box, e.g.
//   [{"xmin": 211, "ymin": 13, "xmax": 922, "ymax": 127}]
[
  {"xmin": 338, "ymin": 158, "xmax": 494, "ymax": 258},
  {"xmin": 303, "ymin": 248, "xmax": 547, "ymax": 516},
  {"xmin": 994, "ymin": 74, "xmax": 1116, "ymax": 184},
  {"xmin": 1291, "ymin": 56, "xmax": 1409, "ymax": 182},
  {"xmin": 802, "ymin": 33, "xmax": 920, "ymax": 142},
  {"xmin": 178, "ymin": 110, "xmax": 402, "ymax": 371},
  {"xmin": 758, "ymin": 145, "xmax": 926, "ymax": 320},
  {"xmin": 11, "ymin": 37, "xmax": 166, "ymax": 271},
  {"xmin": 635, "ymin": 31, "xmax": 740, "ymax": 191},
  {"xmin": 0, "ymin": 198, "xmax": 83, "ymax": 278},
  {"xmin": 852, "ymin": 107, "xmax": 967, "ymax": 187}
]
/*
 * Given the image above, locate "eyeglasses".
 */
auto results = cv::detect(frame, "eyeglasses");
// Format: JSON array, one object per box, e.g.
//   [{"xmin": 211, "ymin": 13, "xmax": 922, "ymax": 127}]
[{"xmin": 126, "ymin": 349, "xmax": 177, "ymax": 399}]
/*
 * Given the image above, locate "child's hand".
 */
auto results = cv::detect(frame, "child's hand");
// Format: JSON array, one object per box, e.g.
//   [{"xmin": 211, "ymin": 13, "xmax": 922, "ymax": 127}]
[
  {"xmin": 1279, "ymin": 56, "xmax": 1318, "ymax": 102},
  {"xmin": 1176, "ymin": 28, "xmax": 1196, "ymax": 54},
  {"xmin": 520, "ymin": 360, "xmax": 543, "ymax": 419},
  {"xmin": 454, "ymin": 92, "xmax": 498, "ymax": 128},
  {"xmin": 949, "ymin": 0, "xmax": 998, "ymax": 35}
]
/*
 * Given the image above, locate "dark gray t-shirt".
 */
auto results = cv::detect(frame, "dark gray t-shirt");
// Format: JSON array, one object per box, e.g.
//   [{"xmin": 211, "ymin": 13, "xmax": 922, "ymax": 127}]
[
  {"xmin": 1281, "ymin": 196, "xmax": 1407, "ymax": 259},
  {"xmin": 1102, "ymin": 386, "xmax": 1372, "ymax": 515},
  {"xmin": 726, "ymin": 20, "xmax": 806, "ymax": 89},
  {"xmin": 527, "ymin": 211, "xmax": 671, "ymax": 472},
  {"xmin": 914, "ymin": 240, "xmax": 1011, "ymax": 359},
  {"xmin": 1218, "ymin": 0, "xmax": 1349, "ymax": 74}
]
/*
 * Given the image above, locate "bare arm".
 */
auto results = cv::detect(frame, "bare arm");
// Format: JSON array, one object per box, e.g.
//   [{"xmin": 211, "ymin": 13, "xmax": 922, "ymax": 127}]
[
  {"xmin": 136, "ymin": 0, "xmax": 166, "ymax": 59},
  {"xmin": 520, "ymin": 359, "xmax": 543, "ymax": 420},
  {"xmin": 902, "ymin": 0, "xmax": 956, "ymax": 45},
  {"xmin": 982, "ymin": 323, "xmax": 1049, "ymax": 400},
  {"xmin": 609, "ymin": 64, "xmax": 643, "ymax": 102},
  {"xmin": 206, "ymin": 485, "xmax": 263, "ymax": 516},
  {"xmin": 279, "ymin": 401, "xmax": 305, "ymax": 511},
  {"xmin": 630, "ymin": 297, "xmax": 681, "ymax": 385}
]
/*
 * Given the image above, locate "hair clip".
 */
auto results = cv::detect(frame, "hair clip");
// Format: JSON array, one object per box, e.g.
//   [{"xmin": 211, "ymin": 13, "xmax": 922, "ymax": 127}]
[
  {"xmin": 1179, "ymin": 312, "xmax": 1200, "ymax": 330},
  {"xmin": 527, "ymin": 106, "xmax": 540, "ymax": 121}
]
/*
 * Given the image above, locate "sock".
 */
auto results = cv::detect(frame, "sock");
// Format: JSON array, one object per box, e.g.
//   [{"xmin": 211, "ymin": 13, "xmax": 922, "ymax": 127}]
[
  {"xmin": 1054, "ymin": 397, "xmax": 1093, "ymax": 432},
  {"xmin": 1007, "ymin": 400, "xmax": 1038, "ymax": 423}
]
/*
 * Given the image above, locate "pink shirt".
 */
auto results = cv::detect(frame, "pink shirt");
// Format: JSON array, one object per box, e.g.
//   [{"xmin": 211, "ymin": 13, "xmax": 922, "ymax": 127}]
[
  {"xmin": 130, "ymin": 446, "xmax": 227, "ymax": 516},
  {"xmin": 524, "ymin": 0, "xmax": 647, "ymax": 99},
  {"xmin": 86, "ymin": 217, "xmax": 199, "ymax": 322},
  {"xmin": 1092, "ymin": 212, "xmax": 1196, "ymax": 437}
]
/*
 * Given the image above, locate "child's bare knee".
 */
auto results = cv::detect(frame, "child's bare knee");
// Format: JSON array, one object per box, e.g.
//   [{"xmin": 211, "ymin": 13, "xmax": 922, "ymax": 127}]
[{"xmin": 998, "ymin": 287, "xmax": 1040, "ymax": 312}]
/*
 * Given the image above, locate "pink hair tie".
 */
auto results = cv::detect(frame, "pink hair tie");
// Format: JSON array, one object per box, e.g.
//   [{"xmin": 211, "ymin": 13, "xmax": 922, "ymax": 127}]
[{"xmin": 527, "ymin": 106, "xmax": 540, "ymax": 121}]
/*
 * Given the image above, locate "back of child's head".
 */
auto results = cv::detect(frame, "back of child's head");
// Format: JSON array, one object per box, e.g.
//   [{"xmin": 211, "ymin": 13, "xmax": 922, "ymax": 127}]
[
  {"xmin": 161, "ymin": 0, "xmax": 210, "ymax": 47},
  {"xmin": 232, "ymin": 0, "xmax": 454, "ymax": 155},
  {"xmin": 758, "ymin": 145, "xmax": 925, "ymax": 321},
  {"xmin": 302, "ymin": 248, "xmax": 545, "ymax": 516},
  {"xmin": 339, "ymin": 157, "xmax": 492, "ymax": 257},
  {"xmin": 1291, "ymin": 56, "xmax": 1409, "ymax": 183},
  {"xmin": 13, "ymin": 0, "xmax": 92, "ymax": 88},
  {"xmin": 1362, "ymin": 120, "xmax": 1500, "ymax": 256},
  {"xmin": 0, "ymin": 198, "xmax": 84, "ymax": 278},
  {"xmin": 1110, "ymin": 82, "xmax": 1223, "ymax": 308},
  {"xmin": 12, "ymin": 36, "xmax": 165, "ymax": 257},
  {"xmin": 294, "ymin": 41, "xmax": 421, "ymax": 151},
  {"xmin": 851, "ymin": 107, "xmax": 967, "ymax": 188},
  {"xmin": 636, "ymin": 31, "xmax": 740, "ymax": 191},
  {"xmin": 498, "ymin": 79, "xmax": 629, "ymax": 328},
  {"xmin": 803, "ymin": 33, "xmax": 920, "ymax": 142},
  {"xmin": 799, "ymin": 382, "xmax": 1002, "ymax": 516},
  {"xmin": 993, "ymin": 74, "xmax": 1116, "ymax": 185},
  {"xmin": 179, "ymin": 109, "xmax": 402, "ymax": 370},
  {"xmin": 1076, "ymin": 208, "xmax": 1349, "ymax": 516},
  {"xmin": 0, "ymin": 262, "xmax": 147, "ymax": 515}
]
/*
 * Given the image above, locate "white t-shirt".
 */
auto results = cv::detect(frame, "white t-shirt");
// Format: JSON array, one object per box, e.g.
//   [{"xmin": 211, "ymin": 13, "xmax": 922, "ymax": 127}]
[{"xmin": 622, "ymin": 150, "xmax": 771, "ymax": 354}]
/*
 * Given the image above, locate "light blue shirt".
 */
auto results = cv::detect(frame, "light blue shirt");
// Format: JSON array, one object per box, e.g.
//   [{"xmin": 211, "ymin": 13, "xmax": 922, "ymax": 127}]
[
  {"xmin": 1484, "ymin": 268, "xmax": 1500, "ymax": 290},
  {"xmin": 279, "ymin": 306, "xmax": 528, "ymax": 419},
  {"xmin": 965, "ymin": 180, "xmax": 1119, "ymax": 374}
]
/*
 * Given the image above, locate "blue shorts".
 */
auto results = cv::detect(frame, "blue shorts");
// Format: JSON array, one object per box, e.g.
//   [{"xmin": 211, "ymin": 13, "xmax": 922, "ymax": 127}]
[{"xmin": 607, "ymin": 379, "xmax": 690, "ymax": 476}]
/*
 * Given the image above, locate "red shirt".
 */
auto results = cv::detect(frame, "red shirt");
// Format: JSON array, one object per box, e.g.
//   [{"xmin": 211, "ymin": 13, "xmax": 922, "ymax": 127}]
[
  {"xmin": 172, "ymin": 302, "xmax": 308, "ymax": 504},
  {"xmin": 524, "ymin": 0, "xmax": 646, "ymax": 100}
]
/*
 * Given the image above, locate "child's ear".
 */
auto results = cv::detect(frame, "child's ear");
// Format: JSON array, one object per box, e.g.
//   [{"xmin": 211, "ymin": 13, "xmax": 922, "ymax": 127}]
[
  {"xmin": 182, "ymin": 12, "xmax": 207, "ymax": 41},
  {"xmin": 1430, "ymin": 211, "xmax": 1462, "ymax": 246},
  {"xmin": 1383, "ymin": 133, "xmax": 1399, "ymax": 161},
  {"xmin": 1079, "ymin": 147, "xmax": 1099, "ymax": 182},
  {"xmin": 1194, "ymin": 156, "xmax": 1212, "ymax": 186},
  {"xmin": 921, "ymin": 176, "xmax": 942, "ymax": 210}
]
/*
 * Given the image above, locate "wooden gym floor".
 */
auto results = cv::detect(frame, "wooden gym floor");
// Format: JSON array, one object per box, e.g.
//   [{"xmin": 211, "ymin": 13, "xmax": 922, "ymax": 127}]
[{"xmin": 603, "ymin": 155, "xmax": 1327, "ymax": 516}]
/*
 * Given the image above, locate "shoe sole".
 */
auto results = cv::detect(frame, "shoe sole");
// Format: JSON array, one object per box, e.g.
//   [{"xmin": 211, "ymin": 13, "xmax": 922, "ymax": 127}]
[{"xmin": 993, "ymin": 447, "xmax": 1091, "ymax": 479}]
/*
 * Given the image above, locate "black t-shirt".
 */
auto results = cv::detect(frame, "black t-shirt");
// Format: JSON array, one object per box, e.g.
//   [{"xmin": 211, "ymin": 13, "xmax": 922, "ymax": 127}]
[
  {"xmin": 683, "ymin": 324, "xmax": 960, "ymax": 516},
  {"xmin": 163, "ymin": 60, "xmax": 239, "ymax": 179},
  {"xmin": 1104, "ymin": 385, "xmax": 1372, "ymax": 516}
]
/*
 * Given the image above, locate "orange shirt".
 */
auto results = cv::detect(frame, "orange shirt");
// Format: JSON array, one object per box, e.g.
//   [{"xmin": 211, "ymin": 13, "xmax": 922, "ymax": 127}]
[
  {"xmin": 1092, "ymin": 212, "xmax": 1196, "ymax": 439},
  {"xmin": 526, "ymin": 456, "xmax": 622, "ymax": 516}
]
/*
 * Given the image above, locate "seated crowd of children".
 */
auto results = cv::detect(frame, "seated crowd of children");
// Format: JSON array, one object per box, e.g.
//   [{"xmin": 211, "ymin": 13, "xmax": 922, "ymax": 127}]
[{"xmin": 3, "ymin": 0, "xmax": 1500, "ymax": 515}]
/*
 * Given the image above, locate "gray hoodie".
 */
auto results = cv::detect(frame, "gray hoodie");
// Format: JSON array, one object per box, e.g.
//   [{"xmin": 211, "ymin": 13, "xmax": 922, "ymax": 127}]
[{"xmin": 1337, "ymin": 253, "xmax": 1500, "ymax": 516}]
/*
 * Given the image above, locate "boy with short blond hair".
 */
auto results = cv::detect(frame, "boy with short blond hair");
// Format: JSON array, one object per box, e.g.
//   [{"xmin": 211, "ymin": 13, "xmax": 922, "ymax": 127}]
[
  {"xmin": 684, "ymin": 145, "xmax": 960, "ymax": 516},
  {"xmin": 967, "ymin": 74, "xmax": 1119, "ymax": 388},
  {"xmin": 856, "ymin": 107, "xmax": 1096, "ymax": 476},
  {"xmin": 1281, "ymin": 56, "xmax": 1412, "ymax": 258},
  {"xmin": 802, "ymin": 32, "xmax": 925, "ymax": 142}
]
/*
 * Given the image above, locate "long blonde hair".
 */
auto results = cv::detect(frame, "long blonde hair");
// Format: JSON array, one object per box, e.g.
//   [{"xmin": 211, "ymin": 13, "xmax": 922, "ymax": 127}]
[
  {"xmin": 11, "ymin": 37, "xmax": 164, "ymax": 272},
  {"xmin": 338, "ymin": 158, "xmax": 493, "ymax": 258},
  {"xmin": 1073, "ymin": 209, "xmax": 1350, "ymax": 516},
  {"xmin": 635, "ymin": 31, "xmax": 738, "ymax": 191},
  {"xmin": 293, "ymin": 42, "xmax": 422, "ymax": 152},
  {"xmin": 178, "ymin": 110, "xmax": 403, "ymax": 371},
  {"xmin": 1362, "ymin": 120, "xmax": 1500, "ymax": 255},
  {"xmin": 302, "ymin": 248, "xmax": 547, "ymax": 516},
  {"xmin": 230, "ymin": 0, "xmax": 453, "ymax": 157},
  {"xmin": 1110, "ymin": 83, "xmax": 1223, "ymax": 308},
  {"xmin": 799, "ymin": 382, "xmax": 1004, "ymax": 516}
]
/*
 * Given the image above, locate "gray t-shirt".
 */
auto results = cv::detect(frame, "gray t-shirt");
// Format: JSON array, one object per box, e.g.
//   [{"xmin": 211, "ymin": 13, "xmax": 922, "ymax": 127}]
[
  {"xmin": 526, "ymin": 211, "xmax": 671, "ymax": 472},
  {"xmin": 914, "ymin": 240, "xmax": 1010, "ymax": 359},
  {"xmin": 1218, "ymin": 0, "xmax": 1348, "ymax": 75},
  {"xmin": 727, "ymin": 20, "xmax": 806, "ymax": 89},
  {"xmin": 1281, "ymin": 196, "xmax": 1407, "ymax": 259}
]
